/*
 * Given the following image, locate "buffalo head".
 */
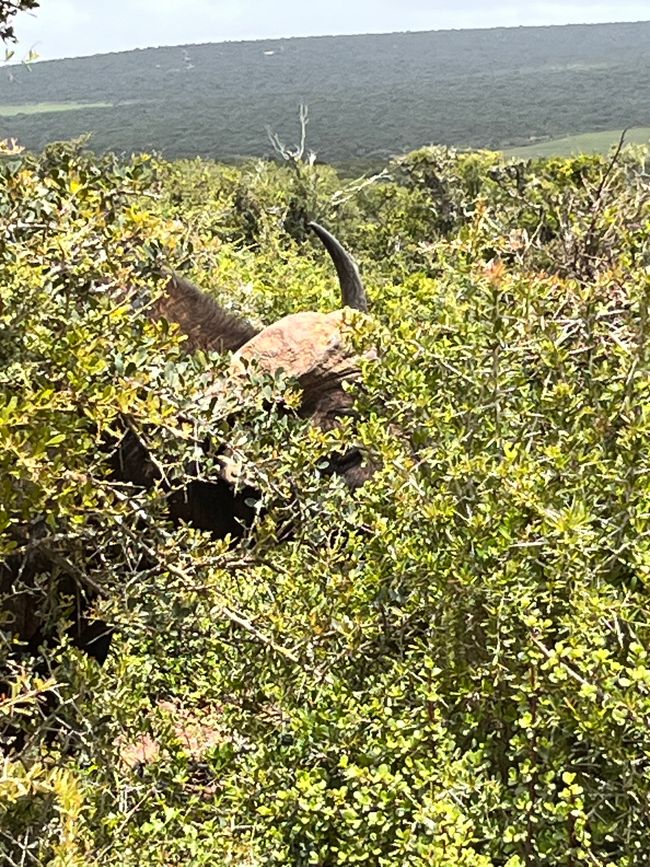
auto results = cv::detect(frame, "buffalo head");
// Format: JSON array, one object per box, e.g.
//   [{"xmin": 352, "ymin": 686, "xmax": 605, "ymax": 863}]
[{"xmin": 1, "ymin": 222, "xmax": 374, "ymax": 706}]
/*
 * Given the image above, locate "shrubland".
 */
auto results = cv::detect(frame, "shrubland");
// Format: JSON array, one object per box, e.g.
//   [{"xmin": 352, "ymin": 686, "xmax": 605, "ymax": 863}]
[
  {"xmin": 2, "ymin": 138, "xmax": 650, "ymax": 864},
  {"xmin": 1, "ymin": 23, "xmax": 649, "ymax": 164}
]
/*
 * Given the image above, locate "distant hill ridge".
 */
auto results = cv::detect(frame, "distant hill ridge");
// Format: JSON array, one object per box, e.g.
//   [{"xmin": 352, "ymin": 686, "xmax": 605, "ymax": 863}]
[{"xmin": 0, "ymin": 21, "xmax": 648, "ymax": 165}]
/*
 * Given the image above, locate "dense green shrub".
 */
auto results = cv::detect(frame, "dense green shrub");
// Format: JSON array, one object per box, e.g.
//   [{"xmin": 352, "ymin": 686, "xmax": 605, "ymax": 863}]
[{"xmin": 2, "ymin": 139, "xmax": 650, "ymax": 864}]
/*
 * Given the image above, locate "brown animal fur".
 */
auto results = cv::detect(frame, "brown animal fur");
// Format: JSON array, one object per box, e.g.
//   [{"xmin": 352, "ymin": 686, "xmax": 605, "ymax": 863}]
[{"xmin": 155, "ymin": 272, "xmax": 259, "ymax": 353}]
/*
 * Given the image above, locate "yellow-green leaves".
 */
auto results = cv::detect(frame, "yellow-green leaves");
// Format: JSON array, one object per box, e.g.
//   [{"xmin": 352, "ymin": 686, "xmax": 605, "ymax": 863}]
[{"xmin": 3, "ymin": 140, "xmax": 650, "ymax": 865}]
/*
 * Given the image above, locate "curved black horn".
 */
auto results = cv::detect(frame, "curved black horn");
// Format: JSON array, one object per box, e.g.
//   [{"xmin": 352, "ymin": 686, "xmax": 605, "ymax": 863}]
[{"xmin": 308, "ymin": 222, "xmax": 368, "ymax": 312}]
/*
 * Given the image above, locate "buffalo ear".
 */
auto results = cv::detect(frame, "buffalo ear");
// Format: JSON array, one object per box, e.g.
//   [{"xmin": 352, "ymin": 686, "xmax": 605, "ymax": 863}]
[
  {"xmin": 308, "ymin": 222, "xmax": 367, "ymax": 312},
  {"xmin": 156, "ymin": 271, "xmax": 260, "ymax": 353}
]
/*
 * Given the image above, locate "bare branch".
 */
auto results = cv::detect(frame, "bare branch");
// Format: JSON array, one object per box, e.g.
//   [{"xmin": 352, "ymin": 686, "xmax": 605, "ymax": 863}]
[{"xmin": 266, "ymin": 104, "xmax": 317, "ymax": 170}]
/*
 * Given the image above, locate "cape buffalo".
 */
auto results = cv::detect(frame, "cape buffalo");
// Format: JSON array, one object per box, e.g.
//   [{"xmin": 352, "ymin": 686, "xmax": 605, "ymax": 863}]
[{"xmin": 1, "ymin": 223, "xmax": 372, "ymax": 701}]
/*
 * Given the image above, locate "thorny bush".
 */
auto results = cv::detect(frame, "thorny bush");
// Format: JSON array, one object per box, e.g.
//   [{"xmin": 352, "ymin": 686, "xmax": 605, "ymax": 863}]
[{"xmin": 2, "ymin": 140, "xmax": 650, "ymax": 865}]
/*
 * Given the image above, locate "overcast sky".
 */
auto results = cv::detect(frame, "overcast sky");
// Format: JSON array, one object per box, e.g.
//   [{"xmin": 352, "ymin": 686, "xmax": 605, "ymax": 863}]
[{"xmin": 11, "ymin": 0, "xmax": 650, "ymax": 62}]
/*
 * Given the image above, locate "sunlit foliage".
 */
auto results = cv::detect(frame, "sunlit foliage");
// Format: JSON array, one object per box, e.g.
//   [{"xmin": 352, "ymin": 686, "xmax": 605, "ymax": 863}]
[{"xmin": 2, "ymin": 140, "xmax": 650, "ymax": 864}]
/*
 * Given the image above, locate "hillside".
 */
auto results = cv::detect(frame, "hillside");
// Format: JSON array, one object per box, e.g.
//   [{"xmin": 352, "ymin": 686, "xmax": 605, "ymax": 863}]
[{"xmin": 0, "ymin": 21, "xmax": 649, "ymax": 164}]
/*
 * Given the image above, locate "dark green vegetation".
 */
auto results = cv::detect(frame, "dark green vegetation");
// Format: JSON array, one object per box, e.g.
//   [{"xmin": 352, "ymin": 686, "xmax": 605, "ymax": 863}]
[
  {"xmin": 0, "ymin": 21, "xmax": 649, "ymax": 165},
  {"xmin": 3, "ymin": 137, "xmax": 650, "ymax": 864}
]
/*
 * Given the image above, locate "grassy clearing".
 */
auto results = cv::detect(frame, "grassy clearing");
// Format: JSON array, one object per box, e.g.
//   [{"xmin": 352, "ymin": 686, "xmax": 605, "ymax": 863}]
[
  {"xmin": 0, "ymin": 101, "xmax": 113, "ymax": 117},
  {"xmin": 503, "ymin": 127, "xmax": 650, "ymax": 158}
]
